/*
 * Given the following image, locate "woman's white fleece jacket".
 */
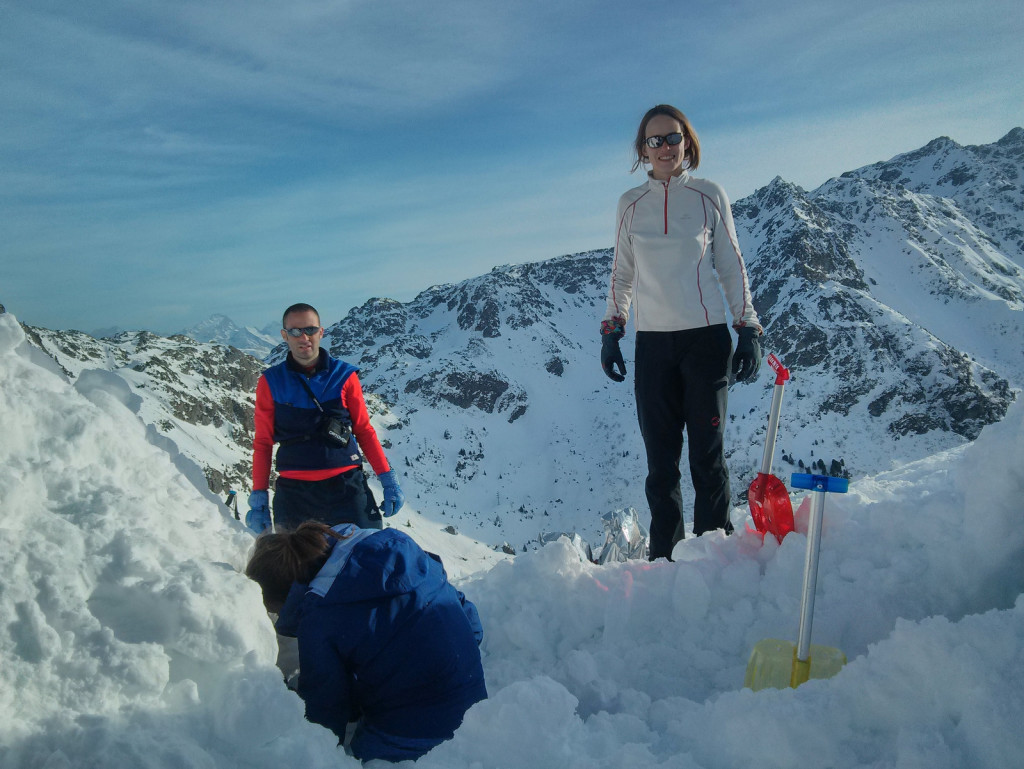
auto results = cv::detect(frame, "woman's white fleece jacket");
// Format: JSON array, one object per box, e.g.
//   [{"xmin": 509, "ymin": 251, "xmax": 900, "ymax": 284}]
[{"xmin": 604, "ymin": 170, "xmax": 762, "ymax": 334}]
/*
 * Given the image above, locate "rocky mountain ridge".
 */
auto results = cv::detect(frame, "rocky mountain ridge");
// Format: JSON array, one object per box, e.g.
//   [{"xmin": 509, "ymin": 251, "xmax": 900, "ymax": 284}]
[{"xmin": 21, "ymin": 326, "xmax": 262, "ymax": 496}]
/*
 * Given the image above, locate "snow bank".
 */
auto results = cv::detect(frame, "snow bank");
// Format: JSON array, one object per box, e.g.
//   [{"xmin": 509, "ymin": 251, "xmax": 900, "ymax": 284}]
[
  {"xmin": 0, "ymin": 314, "xmax": 344, "ymax": 767},
  {"xmin": 2, "ymin": 309, "xmax": 1022, "ymax": 768},
  {"xmin": 424, "ymin": 390, "xmax": 1024, "ymax": 768}
]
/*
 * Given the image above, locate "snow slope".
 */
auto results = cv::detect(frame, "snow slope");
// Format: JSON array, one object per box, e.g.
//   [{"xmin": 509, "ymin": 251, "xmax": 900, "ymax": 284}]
[{"xmin": 3, "ymin": 308, "xmax": 1023, "ymax": 768}]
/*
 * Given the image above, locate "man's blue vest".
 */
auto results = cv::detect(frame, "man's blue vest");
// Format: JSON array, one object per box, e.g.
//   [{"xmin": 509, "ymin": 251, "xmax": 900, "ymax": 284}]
[{"xmin": 263, "ymin": 351, "xmax": 364, "ymax": 473}]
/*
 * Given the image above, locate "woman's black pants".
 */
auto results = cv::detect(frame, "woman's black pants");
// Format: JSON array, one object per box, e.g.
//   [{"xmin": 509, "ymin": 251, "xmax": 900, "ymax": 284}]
[{"xmin": 635, "ymin": 325, "xmax": 734, "ymax": 560}]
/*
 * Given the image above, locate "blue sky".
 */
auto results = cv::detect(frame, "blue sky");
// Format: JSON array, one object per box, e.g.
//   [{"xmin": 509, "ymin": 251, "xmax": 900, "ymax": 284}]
[{"xmin": 2, "ymin": 0, "xmax": 1021, "ymax": 334}]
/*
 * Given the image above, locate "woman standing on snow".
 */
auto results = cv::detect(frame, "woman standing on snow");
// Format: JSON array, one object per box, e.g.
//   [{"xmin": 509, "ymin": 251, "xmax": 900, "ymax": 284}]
[
  {"xmin": 246, "ymin": 522, "xmax": 487, "ymax": 762},
  {"xmin": 600, "ymin": 104, "xmax": 763, "ymax": 560}
]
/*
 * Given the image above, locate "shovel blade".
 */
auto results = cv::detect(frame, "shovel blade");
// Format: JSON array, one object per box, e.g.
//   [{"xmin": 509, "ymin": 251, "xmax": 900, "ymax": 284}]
[
  {"xmin": 748, "ymin": 473, "xmax": 795, "ymax": 543},
  {"xmin": 744, "ymin": 639, "xmax": 847, "ymax": 691}
]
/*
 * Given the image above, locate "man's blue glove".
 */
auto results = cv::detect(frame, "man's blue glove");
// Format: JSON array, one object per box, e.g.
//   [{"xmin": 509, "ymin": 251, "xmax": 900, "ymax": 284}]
[
  {"xmin": 379, "ymin": 470, "xmax": 405, "ymax": 517},
  {"xmin": 732, "ymin": 327, "xmax": 762, "ymax": 383},
  {"xmin": 245, "ymin": 490, "xmax": 272, "ymax": 534}
]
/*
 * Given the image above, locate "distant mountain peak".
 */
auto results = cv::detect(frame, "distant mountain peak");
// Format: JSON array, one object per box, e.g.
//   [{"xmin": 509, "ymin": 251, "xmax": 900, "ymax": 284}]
[
  {"xmin": 179, "ymin": 314, "xmax": 278, "ymax": 359},
  {"xmin": 996, "ymin": 126, "xmax": 1024, "ymax": 147}
]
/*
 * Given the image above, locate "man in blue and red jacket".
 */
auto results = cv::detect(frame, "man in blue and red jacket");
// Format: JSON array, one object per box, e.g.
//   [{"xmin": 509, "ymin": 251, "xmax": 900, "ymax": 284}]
[{"xmin": 245, "ymin": 303, "xmax": 404, "ymax": 533}]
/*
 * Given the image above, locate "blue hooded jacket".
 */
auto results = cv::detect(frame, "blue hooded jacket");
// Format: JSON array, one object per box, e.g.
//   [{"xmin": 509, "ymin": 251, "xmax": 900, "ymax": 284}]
[{"xmin": 275, "ymin": 525, "xmax": 486, "ymax": 762}]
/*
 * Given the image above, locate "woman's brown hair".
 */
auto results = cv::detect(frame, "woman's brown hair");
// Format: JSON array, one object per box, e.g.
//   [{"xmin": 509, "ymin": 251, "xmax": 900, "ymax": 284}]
[
  {"xmin": 245, "ymin": 522, "xmax": 346, "ymax": 609},
  {"xmin": 631, "ymin": 104, "xmax": 701, "ymax": 173}
]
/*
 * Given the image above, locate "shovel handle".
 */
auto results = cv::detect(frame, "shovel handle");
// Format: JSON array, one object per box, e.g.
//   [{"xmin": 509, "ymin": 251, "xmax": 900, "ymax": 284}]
[
  {"xmin": 758, "ymin": 354, "xmax": 790, "ymax": 475},
  {"xmin": 791, "ymin": 473, "xmax": 848, "ymax": 494},
  {"xmin": 791, "ymin": 473, "xmax": 847, "ymax": 664}
]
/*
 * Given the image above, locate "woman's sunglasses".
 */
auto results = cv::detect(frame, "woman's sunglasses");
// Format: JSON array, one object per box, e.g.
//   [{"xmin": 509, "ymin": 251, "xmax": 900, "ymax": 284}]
[{"xmin": 644, "ymin": 132, "xmax": 684, "ymax": 149}]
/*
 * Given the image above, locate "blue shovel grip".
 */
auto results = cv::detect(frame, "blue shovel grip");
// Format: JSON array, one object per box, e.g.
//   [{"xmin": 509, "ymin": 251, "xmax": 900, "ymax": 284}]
[{"xmin": 790, "ymin": 473, "xmax": 849, "ymax": 494}]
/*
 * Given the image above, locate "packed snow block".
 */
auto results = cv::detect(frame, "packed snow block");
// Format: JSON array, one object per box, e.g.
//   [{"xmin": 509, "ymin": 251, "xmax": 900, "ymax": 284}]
[
  {"xmin": 74, "ymin": 368, "xmax": 143, "ymax": 413},
  {"xmin": 0, "ymin": 314, "xmax": 341, "ymax": 768}
]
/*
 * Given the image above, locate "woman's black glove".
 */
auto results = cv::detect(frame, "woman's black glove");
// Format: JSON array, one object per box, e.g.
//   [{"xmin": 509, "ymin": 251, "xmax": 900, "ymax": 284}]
[
  {"xmin": 600, "ymin": 317, "xmax": 627, "ymax": 382},
  {"xmin": 601, "ymin": 334, "xmax": 626, "ymax": 382},
  {"xmin": 732, "ymin": 326, "xmax": 762, "ymax": 383}
]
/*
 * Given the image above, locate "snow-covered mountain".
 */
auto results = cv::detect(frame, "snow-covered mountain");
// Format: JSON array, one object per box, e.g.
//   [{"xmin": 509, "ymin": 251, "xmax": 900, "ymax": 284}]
[
  {"xmin": 179, "ymin": 314, "xmax": 280, "ymax": 358},
  {"xmin": 22, "ymin": 129, "xmax": 1023, "ymax": 554},
  {"xmin": 730, "ymin": 129, "xmax": 1024, "ymax": 463}
]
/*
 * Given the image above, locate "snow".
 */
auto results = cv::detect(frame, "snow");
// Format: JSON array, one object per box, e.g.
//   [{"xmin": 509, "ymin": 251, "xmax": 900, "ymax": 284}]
[{"xmin": 1, "ymin": 309, "xmax": 1023, "ymax": 768}]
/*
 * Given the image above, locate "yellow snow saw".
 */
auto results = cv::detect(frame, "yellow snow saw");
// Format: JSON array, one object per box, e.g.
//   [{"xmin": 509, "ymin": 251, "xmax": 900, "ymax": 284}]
[{"xmin": 744, "ymin": 473, "xmax": 848, "ymax": 690}]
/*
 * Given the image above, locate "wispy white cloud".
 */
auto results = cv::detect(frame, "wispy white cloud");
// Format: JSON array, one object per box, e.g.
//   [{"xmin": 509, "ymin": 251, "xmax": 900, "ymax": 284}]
[{"xmin": 2, "ymin": 0, "xmax": 1021, "ymax": 332}]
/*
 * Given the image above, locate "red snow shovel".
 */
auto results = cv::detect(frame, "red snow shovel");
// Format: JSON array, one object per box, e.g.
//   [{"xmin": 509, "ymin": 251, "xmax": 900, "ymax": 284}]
[
  {"xmin": 748, "ymin": 354, "xmax": 794, "ymax": 544},
  {"xmin": 744, "ymin": 473, "xmax": 849, "ymax": 690}
]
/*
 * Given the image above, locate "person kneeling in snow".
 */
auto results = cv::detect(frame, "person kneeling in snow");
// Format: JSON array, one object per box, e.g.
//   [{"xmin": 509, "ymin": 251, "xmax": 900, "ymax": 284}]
[{"xmin": 246, "ymin": 522, "xmax": 487, "ymax": 763}]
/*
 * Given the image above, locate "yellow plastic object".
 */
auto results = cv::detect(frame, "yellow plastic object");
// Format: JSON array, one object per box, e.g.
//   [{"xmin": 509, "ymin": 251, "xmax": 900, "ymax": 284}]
[{"xmin": 744, "ymin": 638, "xmax": 847, "ymax": 690}]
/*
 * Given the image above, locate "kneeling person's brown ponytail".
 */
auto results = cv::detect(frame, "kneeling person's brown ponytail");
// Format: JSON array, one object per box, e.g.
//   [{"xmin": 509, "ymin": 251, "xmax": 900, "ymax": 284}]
[{"xmin": 245, "ymin": 523, "xmax": 346, "ymax": 611}]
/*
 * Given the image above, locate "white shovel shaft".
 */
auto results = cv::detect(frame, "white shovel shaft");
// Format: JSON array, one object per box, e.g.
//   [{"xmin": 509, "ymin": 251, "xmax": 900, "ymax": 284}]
[
  {"xmin": 759, "ymin": 381, "xmax": 786, "ymax": 475},
  {"xmin": 795, "ymin": 490, "xmax": 826, "ymax": 662}
]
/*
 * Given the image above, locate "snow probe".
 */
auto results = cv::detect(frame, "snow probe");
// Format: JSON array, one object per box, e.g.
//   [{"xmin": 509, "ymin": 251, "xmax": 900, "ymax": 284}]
[
  {"xmin": 744, "ymin": 473, "xmax": 848, "ymax": 691},
  {"xmin": 747, "ymin": 353, "xmax": 794, "ymax": 544}
]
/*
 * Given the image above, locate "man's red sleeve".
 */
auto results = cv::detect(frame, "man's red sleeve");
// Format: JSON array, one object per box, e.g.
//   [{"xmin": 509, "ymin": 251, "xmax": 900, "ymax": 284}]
[
  {"xmin": 342, "ymin": 373, "xmax": 390, "ymax": 476},
  {"xmin": 252, "ymin": 376, "xmax": 275, "ymax": 490}
]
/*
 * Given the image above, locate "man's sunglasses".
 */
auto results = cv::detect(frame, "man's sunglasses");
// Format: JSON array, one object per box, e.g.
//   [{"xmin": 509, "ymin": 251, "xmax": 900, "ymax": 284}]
[
  {"xmin": 644, "ymin": 132, "xmax": 684, "ymax": 149},
  {"xmin": 284, "ymin": 326, "xmax": 321, "ymax": 338}
]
